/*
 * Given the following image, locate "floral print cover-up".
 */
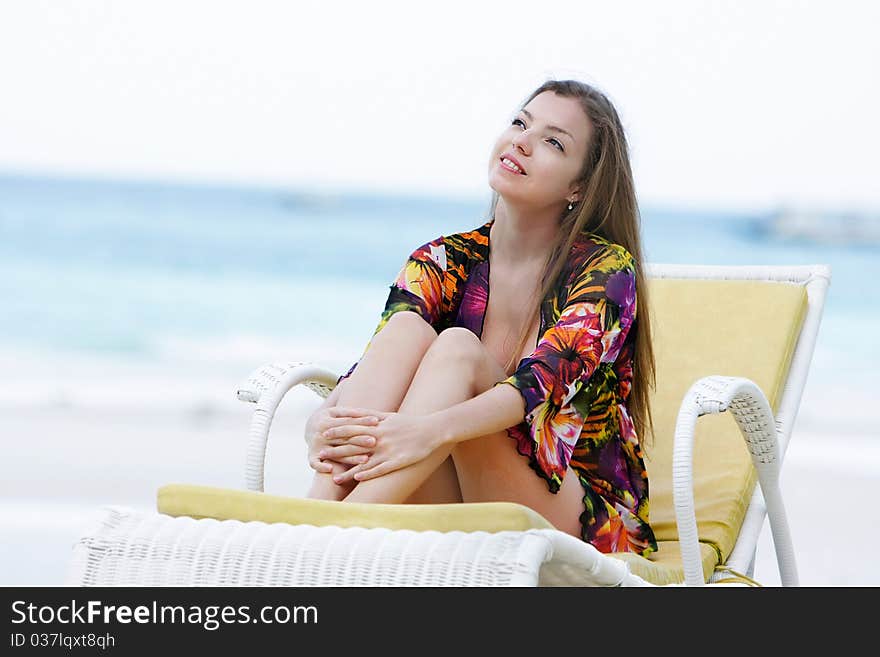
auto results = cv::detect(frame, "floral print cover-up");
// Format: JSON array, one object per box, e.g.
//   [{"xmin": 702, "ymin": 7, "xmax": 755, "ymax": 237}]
[{"xmin": 338, "ymin": 218, "xmax": 657, "ymax": 556}]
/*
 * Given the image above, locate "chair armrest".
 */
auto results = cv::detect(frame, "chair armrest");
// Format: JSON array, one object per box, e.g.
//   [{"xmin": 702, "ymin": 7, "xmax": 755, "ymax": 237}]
[
  {"xmin": 235, "ymin": 361, "xmax": 340, "ymax": 492},
  {"xmin": 672, "ymin": 375, "xmax": 799, "ymax": 586},
  {"xmin": 236, "ymin": 360, "xmax": 336, "ymax": 403}
]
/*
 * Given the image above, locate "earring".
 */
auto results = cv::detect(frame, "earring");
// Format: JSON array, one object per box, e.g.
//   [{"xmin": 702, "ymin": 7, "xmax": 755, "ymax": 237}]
[{"xmin": 567, "ymin": 201, "xmax": 574, "ymax": 211}]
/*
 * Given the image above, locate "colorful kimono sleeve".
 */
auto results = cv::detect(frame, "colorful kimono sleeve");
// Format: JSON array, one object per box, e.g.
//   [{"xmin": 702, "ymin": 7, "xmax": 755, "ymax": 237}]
[
  {"xmin": 337, "ymin": 235, "xmax": 448, "ymax": 385},
  {"xmin": 494, "ymin": 244, "xmax": 638, "ymax": 492}
]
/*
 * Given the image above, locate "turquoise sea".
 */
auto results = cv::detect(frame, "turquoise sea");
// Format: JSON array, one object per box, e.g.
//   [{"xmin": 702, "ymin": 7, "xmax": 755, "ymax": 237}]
[{"xmin": 0, "ymin": 171, "xmax": 876, "ymax": 420}]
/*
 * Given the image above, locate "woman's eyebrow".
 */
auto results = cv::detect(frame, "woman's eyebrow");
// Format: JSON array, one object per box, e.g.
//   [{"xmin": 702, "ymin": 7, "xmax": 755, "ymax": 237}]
[{"xmin": 520, "ymin": 109, "xmax": 576, "ymax": 143}]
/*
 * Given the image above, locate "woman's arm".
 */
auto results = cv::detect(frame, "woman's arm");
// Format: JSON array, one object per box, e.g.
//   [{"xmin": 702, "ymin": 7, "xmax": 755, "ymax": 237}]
[
  {"xmin": 326, "ymin": 382, "xmax": 526, "ymax": 484},
  {"xmin": 335, "ymin": 234, "xmax": 450, "ymax": 389},
  {"xmin": 320, "ymin": 377, "xmax": 347, "ymax": 409},
  {"xmin": 429, "ymin": 382, "xmax": 525, "ymax": 446},
  {"xmin": 305, "ymin": 379, "xmax": 348, "ymax": 440}
]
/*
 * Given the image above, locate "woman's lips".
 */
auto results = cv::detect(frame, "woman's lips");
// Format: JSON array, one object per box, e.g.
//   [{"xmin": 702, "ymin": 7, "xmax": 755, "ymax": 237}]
[{"xmin": 499, "ymin": 157, "xmax": 525, "ymax": 175}]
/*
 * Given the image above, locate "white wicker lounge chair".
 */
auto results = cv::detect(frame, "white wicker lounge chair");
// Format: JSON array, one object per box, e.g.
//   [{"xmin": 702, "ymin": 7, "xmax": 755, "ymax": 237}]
[{"xmin": 67, "ymin": 263, "xmax": 830, "ymax": 587}]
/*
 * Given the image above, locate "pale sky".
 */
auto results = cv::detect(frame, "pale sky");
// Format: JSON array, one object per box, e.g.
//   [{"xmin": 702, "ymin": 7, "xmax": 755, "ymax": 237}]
[{"xmin": 1, "ymin": 0, "xmax": 878, "ymax": 212}]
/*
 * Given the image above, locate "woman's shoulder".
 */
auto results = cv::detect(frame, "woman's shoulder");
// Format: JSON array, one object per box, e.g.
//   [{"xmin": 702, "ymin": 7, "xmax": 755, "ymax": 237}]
[
  {"xmin": 573, "ymin": 231, "xmax": 636, "ymax": 272},
  {"xmin": 408, "ymin": 219, "xmax": 492, "ymax": 269},
  {"xmin": 446, "ymin": 218, "xmax": 492, "ymax": 245},
  {"xmin": 434, "ymin": 218, "xmax": 492, "ymax": 261},
  {"xmin": 568, "ymin": 233, "xmax": 638, "ymax": 309}
]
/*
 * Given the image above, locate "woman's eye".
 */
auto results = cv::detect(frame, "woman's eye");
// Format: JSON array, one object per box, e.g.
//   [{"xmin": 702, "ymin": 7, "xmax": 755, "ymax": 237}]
[{"xmin": 511, "ymin": 118, "xmax": 564, "ymax": 151}]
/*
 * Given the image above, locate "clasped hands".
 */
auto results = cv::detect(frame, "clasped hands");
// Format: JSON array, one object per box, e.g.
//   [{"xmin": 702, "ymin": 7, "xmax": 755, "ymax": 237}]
[{"xmin": 306, "ymin": 406, "xmax": 445, "ymax": 483}]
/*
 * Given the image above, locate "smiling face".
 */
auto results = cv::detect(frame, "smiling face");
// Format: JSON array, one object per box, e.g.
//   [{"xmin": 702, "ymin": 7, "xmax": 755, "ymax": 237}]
[{"xmin": 488, "ymin": 91, "xmax": 593, "ymax": 211}]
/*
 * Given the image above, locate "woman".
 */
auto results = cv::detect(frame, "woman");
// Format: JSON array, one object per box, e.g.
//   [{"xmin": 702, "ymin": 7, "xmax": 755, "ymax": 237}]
[{"xmin": 304, "ymin": 79, "xmax": 657, "ymax": 555}]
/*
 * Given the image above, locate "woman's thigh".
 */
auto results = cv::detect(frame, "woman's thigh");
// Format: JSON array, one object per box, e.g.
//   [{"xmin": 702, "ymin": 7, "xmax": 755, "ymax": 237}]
[{"xmin": 449, "ymin": 339, "xmax": 585, "ymax": 539}]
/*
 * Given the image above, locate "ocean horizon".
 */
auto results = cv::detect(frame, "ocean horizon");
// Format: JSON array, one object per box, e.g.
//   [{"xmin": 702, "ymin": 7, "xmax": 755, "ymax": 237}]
[{"xmin": 2, "ymin": 171, "xmax": 876, "ymax": 368}]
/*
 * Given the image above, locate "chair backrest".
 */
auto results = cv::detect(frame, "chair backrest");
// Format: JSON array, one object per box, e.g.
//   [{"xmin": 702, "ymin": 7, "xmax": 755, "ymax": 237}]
[{"xmin": 642, "ymin": 264, "xmax": 828, "ymax": 564}]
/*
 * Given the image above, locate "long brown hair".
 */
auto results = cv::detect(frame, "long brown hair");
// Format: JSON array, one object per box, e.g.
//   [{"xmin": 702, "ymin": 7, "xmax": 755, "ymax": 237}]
[{"xmin": 489, "ymin": 79, "xmax": 657, "ymax": 447}]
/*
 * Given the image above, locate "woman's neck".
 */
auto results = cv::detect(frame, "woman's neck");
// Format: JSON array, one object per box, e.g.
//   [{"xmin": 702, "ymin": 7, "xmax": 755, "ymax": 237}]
[{"xmin": 491, "ymin": 201, "xmax": 558, "ymax": 267}]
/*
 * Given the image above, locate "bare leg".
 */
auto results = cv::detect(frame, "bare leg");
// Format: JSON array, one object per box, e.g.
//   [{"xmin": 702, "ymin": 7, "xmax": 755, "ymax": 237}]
[
  {"xmin": 306, "ymin": 311, "xmax": 460, "ymax": 502},
  {"xmin": 306, "ymin": 312, "xmax": 435, "ymax": 500},
  {"xmin": 343, "ymin": 328, "xmax": 480, "ymax": 504},
  {"xmin": 342, "ymin": 327, "xmax": 584, "ymax": 539}
]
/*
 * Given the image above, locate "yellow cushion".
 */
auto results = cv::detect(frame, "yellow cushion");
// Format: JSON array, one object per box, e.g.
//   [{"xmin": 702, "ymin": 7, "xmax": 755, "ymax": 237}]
[
  {"xmin": 645, "ymin": 279, "xmax": 808, "ymax": 562},
  {"xmin": 157, "ymin": 483, "xmax": 556, "ymax": 533},
  {"xmin": 609, "ymin": 541, "xmax": 718, "ymax": 585},
  {"xmin": 157, "ymin": 483, "xmax": 723, "ymax": 585}
]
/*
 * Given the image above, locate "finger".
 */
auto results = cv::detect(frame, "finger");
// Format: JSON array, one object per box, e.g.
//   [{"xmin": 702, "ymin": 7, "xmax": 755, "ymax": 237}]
[
  {"xmin": 337, "ymin": 454, "xmax": 369, "ymax": 466},
  {"xmin": 321, "ymin": 455, "xmax": 366, "ymax": 467},
  {"xmin": 319, "ymin": 444, "xmax": 372, "ymax": 459},
  {"xmin": 323, "ymin": 425, "xmax": 378, "ymax": 441},
  {"xmin": 324, "ymin": 437, "xmax": 377, "ymax": 454},
  {"xmin": 324, "ymin": 420, "xmax": 378, "ymax": 440},
  {"xmin": 324, "ymin": 417, "xmax": 380, "ymax": 432},
  {"xmin": 315, "ymin": 455, "xmax": 360, "ymax": 468},
  {"xmin": 349, "ymin": 435, "xmax": 377, "ymax": 448},
  {"xmin": 353, "ymin": 461, "xmax": 391, "ymax": 482},
  {"xmin": 325, "ymin": 436, "xmax": 375, "ymax": 449},
  {"xmin": 309, "ymin": 456, "xmax": 334, "ymax": 473},
  {"xmin": 333, "ymin": 461, "xmax": 367, "ymax": 484},
  {"xmin": 329, "ymin": 407, "xmax": 386, "ymax": 418},
  {"xmin": 331, "ymin": 434, "xmax": 376, "ymax": 448}
]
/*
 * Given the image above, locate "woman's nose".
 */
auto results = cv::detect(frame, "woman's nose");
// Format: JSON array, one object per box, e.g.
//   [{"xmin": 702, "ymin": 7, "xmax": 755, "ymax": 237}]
[{"xmin": 511, "ymin": 132, "xmax": 531, "ymax": 153}]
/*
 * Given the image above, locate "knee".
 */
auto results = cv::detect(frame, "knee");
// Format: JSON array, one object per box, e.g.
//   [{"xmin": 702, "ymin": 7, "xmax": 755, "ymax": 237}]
[
  {"xmin": 426, "ymin": 327, "xmax": 484, "ymax": 366},
  {"xmin": 378, "ymin": 311, "xmax": 437, "ymax": 350}
]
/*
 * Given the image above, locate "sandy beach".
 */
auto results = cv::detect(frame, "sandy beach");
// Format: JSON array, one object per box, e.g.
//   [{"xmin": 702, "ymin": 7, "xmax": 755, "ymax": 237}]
[{"xmin": 1, "ymin": 361, "xmax": 875, "ymax": 587}]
